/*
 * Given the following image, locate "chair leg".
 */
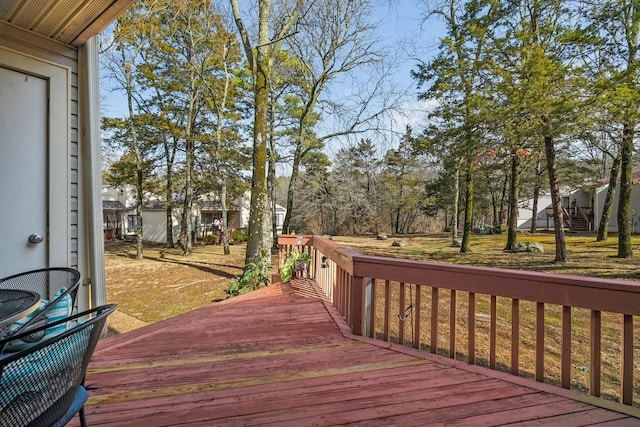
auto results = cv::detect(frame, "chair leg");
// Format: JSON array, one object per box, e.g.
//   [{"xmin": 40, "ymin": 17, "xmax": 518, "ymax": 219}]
[{"xmin": 79, "ymin": 407, "xmax": 87, "ymax": 427}]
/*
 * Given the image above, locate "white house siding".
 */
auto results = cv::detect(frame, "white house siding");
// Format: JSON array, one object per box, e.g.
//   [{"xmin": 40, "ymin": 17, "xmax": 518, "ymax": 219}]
[
  {"xmin": 142, "ymin": 206, "xmax": 199, "ymax": 244},
  {"xmin": 594, "ymin": 184, "xmax": 640, "ymax": 233},
  {"xmin": 0, "ymin": 23, "xmax": 90, "ymax": 308},
  {"xmin": 517, "ymin": 195, "xmax": 557, "ymax": 230},
  {"xmin": 142, "ymin": 210, "xmax": 172, "ymax": 244},
  {"xmin": 238, "ymin": 193, "xmax": 251, "ymax": 229}
]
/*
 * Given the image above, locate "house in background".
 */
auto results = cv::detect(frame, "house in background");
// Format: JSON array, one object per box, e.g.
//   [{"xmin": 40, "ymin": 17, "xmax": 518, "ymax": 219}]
[
  {"xmin": 517, "ymin": 194, "xmax": 555, "ymax": 230},
  {"xmin": 572, "ymin": 166, "xmax": 640, "ymax": 233},
  {"xmin": 517, "ymin": 189, "xmax": 593, "ymax": 232},
  {"xmin": 102, "ymin": 185, "xmax": 133, "ymax": 240},
  {"xmin": 515, "ymin": 168, "xmax": 640, "ymax": 234},
  {"xmin": 102, "ymin": 188, "xmax": 286, "ymax": 245},
  {"xmin": 0, "ymin": 1, "xmax": 135, "ymax": 312},
  {"xmin": 102, "ymin": 200, "xmax": 126, "ymax": 240},
  {"xmin": 274, "ymin": 204, "xmax": 286, "ymax": 234},
  {"xmin": 103, "ymin": 188, "xmax": 286, "ymax": 244}
]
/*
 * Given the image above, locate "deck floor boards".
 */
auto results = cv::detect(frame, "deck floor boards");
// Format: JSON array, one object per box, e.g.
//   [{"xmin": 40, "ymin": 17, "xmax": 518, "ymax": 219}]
[{"xmin": 72, "ymin": 280, "xmax": 640, "ymax": 426}]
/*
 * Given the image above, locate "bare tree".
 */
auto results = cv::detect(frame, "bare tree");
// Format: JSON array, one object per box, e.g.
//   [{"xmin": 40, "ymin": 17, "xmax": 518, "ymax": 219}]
[{"xmin": 280, "ymin": 0, "xmax": 385, "ymax": 234}]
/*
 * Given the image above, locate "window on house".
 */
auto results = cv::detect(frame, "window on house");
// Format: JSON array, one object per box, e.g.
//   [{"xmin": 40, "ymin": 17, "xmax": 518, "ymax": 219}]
[
  {"xmin": 127, "ymin": 215, "xmax": 140, "ymax": 232},
  {"xmin": 201, "ymin": 212, "xmax": 213, "ymax": 225}
]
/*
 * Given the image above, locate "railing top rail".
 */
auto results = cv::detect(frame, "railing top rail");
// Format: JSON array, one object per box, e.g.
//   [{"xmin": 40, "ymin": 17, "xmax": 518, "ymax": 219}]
[
  {"xmin": 300, "ymin": 235, "xmax": 640, "ymax": 315},
  {"xmin": 279, "ymin": 234, "xmax": 360, "ymax": 274}
]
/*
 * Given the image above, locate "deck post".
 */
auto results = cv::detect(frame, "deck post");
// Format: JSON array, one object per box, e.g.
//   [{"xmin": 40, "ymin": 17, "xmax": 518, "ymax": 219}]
[{"xmin": 351, "ymin": 276, "xmax": 365, "ymax": 336}]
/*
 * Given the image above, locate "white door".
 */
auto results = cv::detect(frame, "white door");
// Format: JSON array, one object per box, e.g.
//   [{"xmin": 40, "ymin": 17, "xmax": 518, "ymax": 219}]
[{"xmin": 0, "ymin": 66, "xmax": 48, "ymax": 277}]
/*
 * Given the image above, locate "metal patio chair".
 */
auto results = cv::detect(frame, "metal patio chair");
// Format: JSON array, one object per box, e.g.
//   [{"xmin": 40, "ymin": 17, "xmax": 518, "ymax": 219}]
[
  {"xmin": 0, "ymin": 304, "xmax": 116, "ymax": 427},
  {"xmin": 0, "ymin": 268, "xmax": 81, "ymax": 349}
]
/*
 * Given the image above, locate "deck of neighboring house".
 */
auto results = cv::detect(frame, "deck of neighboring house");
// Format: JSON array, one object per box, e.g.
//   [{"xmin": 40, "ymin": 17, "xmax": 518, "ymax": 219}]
[{"xmin": 73, "ymin": 279, "xmax": 638, "ymax": 426}]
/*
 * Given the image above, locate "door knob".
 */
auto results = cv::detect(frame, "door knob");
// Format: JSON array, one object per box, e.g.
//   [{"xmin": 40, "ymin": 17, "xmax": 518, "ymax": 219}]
[{"xmin": 28, "ymin": 233, "xmax": 44, "ymax": 244}]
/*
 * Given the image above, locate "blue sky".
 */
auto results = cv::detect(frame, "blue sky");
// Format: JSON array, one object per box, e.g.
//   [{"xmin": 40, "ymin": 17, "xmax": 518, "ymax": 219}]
[{"xmin": 99, "ymin": 1, "xmax": 446, "ymax": 157}]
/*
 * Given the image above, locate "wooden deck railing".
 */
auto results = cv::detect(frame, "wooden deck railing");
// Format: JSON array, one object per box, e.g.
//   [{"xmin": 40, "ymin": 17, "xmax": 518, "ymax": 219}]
[{"xmin": 278, "ymin": 234, "xmax": 640, "ymax": 407}]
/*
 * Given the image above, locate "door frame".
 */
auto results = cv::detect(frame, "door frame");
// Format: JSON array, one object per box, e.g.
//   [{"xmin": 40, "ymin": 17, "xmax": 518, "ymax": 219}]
[{"xmin": 1, "ymin": 46, "xmax": 70, "ymax": 267}]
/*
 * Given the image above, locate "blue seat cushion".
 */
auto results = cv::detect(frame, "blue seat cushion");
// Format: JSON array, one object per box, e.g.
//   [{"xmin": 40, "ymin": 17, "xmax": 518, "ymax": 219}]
[
  {"xmin": 51, "ymin": 386, "xmax": 88, "ymax": 427},
  {"xmin": 0, "ymin": 329, "xmax": 87, "ymax": 425},
  {"xmin": 3, "ymin": 287, "xmax": 73, "ymax": 351}
]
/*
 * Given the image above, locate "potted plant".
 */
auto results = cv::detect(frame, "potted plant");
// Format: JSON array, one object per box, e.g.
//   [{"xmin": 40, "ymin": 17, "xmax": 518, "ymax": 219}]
[{"xmin": 280, "ymin": 250, "xmax": 312, "ymax": 282}]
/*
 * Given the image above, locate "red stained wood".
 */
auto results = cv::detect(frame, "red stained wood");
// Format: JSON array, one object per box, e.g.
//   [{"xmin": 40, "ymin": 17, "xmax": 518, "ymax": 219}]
[
  {"xmin": 468, "ymin": 291, "xmax": 475, "ymax": 364},
  {"xmin": 450, "ymin": 289, "xmax": 456, "ymax": 359},
  {"xmin": 431, "ymin": 287, "xmax": 438, "ymax": 354},
  {"xmin": 591, "ymin": 309, "xmax": 602, "ymax": 397},
  {"xmin": 562, "ymin": 305, "xmax": 572, "ymax": 389},
  {"xmin": 70, "ymin": 280, "xmax": 639, "ymax": 426},
  {"xmin": 490, "ymin": 295, "xmax": 497, "ymax": 369},
  {"xmin": 512, "ymin": 298, "xmax": 520, "ymax": 375},
  {"xmin": 536, "ymin": 301, "xmax": 545, "ymax": 382}
]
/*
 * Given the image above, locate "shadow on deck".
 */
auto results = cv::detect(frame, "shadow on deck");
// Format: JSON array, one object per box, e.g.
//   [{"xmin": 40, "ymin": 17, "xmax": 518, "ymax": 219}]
[{"xmin": 73, "ymin": 279, "xmax": 639, "ymax": 426}]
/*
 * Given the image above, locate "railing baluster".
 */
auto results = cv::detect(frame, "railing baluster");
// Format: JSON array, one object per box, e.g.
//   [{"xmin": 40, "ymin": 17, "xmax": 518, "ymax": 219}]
[
  {"xmin": 621, "ymin": 314, "xmax": 633, "ymax": 405},
  {"xmin": 349, "ymin": 272, "xmax": 353, "ymax": 325},
  {"xmin": 399, "ymin": 282, "xmax": 406, "ymax": 345},
  {"xmin": 351, "ymin": 275, "xmax": 364, "ymax": 336},
  {"xmin": 431, "ymin": 287, "xmax": 439, "ymax": 354},
  {"xmin": 340, "ymin": 269, "xmax": 346, "ymax": 322},
  {"xmin": 468, "ymin": 292, "xmax": 475, "ymax": 365},
  {"xmin": 490, "ymin": 295, "xmax": 497, "ymax": 369},
  {"xmin": 384, "ymin": 280, "xmax": 391, "ymax": 342},
  {"xmin": 562, "ymin": 305, "xmax": 571, "ymax": 389},
  {"xmin": 369, "ymin": 279, "xmax": 377, "ymax": 339},
  {"xmin": 414, "ymin": 285, "xmax": 421, "ymax": 350},
  {"xmin": 511, "ymin": 298, "xmax": 519, "ymax": 375},
  {"xmin": 590, "ymin": 309, "xmax": 601, "ymax": 397},
  {"xmin": 536, "ymin": 302, "xmax": 544, "ymax": 382},
  {"xmin": 344, "ymin": 270, "xmax": 349, "ymax": 325},
  {"xmin": 450, "ymin": 289, "xmax": 456, "ymax": 359},
  {"xmin": 335, "ymin": 267, "xmax": 341, "ymax": 318}
]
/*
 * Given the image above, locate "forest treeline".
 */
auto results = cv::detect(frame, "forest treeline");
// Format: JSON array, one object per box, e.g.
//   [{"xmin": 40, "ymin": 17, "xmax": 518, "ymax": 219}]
[{"xmin": 101, "ymin": 0, "xmax": 640, "ymax": 266}]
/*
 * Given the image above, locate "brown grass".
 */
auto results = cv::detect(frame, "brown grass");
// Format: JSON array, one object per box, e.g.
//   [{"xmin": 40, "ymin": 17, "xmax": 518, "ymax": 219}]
[
  {"xmin": 331, "ymin": 232, "xmax": 640, "ymax": 281},
  {"xmin": 105, "ymin": 241, "xmax": 251, "ymax": 331}
]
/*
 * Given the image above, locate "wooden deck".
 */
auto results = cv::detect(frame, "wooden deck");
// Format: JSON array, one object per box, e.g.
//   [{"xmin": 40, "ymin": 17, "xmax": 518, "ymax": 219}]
[{"xmin": 73, "ymin": 279, "xmax": 640, "ymax": 426}]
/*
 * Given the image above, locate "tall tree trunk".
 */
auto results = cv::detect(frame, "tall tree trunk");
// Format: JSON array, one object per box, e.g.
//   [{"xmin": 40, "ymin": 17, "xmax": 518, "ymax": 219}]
[
  {"xmin": 461, "ymin": 158, "xmax": 474, "ymax": 253},
  {"xmin": 165, "ymin": 202, "xmax": 174, "ymax": 247},
  {"xmin": 596, "ymin": 153, "xmax": 621, "ymax": 241},
  {"xmin": 530, "ymin": 160, "xmax": 542, "ymax": 234},
  {"xmin": 122, "ymin": 47, "xmax": 144, "ymax": 260},
  {"xmin": 617, "ymin": 122, "xmax": 634, "ymax": 257},
  {"xmin": 181, "ymin": 135, "xmax": 194, "ymax": 256},
  {"xmin": 245, "ymin": 53, "xmax": 270, "ymax": 265},
  {"xmin": 499, "ymin": 172, "xmax": 508, "ymax": 227},
  {"xmin": 491, "ymin": 190, "xmax": 499, "ymax": 229},
  {"xmin": 451, "ymin": 160, "xmax": 460, "ymax": 246},
  {"xmin": 544, "ymin": 133, "xmax": 567, "ymax": 263},
  {"xmin": 505, "ymin": 152, "xmax": 519, "ymax": 251},
  {"xmin": 135, "ymin": 168, "xmax": 144, "ymax": 260},
  {"xmin": 230, "ymin": 0, "xmax": 302, "ymax": 267},
  {"xmin": 221, "ymin": 178, "xmax": 231, "ymax": 255},
  {"xmin": 268, "ymin": 102, "xmax": 279, "ymax": 249},
  {"xmin": 162, "ymin": 131, "xmax": 177, "ymax": 249},
  {"xmin": 165, "ymin": 160, "xmax": 174, "ymax": 248}
]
